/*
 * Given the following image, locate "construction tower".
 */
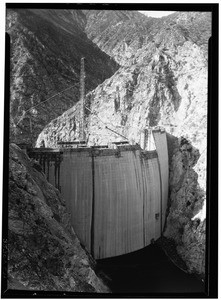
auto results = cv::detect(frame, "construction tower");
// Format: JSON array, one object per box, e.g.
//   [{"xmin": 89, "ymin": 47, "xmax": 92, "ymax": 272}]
[{"xmin": 79, "ymin": 57, "xmax": 86, "ymax": 141}]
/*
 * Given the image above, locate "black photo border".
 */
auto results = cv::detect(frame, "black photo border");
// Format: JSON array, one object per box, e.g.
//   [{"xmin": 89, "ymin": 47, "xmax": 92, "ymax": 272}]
[{"xmin": 2, "ymin": 2, "xmax": 218, "ymax": 298}]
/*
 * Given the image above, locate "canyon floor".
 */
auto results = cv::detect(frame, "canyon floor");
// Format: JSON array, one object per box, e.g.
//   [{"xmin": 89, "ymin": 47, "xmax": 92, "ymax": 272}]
[{"xmin": 97, "ymin": 243, "xmax": 205, "ymax": 295}]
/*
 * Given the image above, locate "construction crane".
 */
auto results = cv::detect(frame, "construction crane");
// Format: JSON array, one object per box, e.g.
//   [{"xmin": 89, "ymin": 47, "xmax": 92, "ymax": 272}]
[{"xmin": 79, "ymin": 57, "xmax": 86, "ymax": 141}]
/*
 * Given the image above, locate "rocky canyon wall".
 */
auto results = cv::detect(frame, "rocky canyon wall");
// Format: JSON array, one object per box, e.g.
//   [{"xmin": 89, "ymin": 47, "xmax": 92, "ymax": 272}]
[
  {"xmin": 6, "ymin": 9, "xmax": 118, "ymax": 145},
  {"xmin": 37, "ymin": 17, "xmax": 210, "ymax": 190},
  {"xmin": 10, "ymin": 10, "xmax": 211, "ymax": 277},
  {"xmin": 165, "ymin": 134, "xmax": 206, "ymax": 276},
  {"xmin": 7, "ymin": 144, "xmax": 109, "ymax": 292}
]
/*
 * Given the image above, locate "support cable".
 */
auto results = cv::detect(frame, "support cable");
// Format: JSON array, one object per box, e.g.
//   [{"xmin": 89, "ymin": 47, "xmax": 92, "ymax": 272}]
[
  {"xmin": 84, "ymin": 105, "xmax": 129, "ymax": 140},
  {"xmin": 85, "ymin": 105, "xmax": 156, "ymax": 147},
  {"xmin": 15, "ymin": 84, "xmax": 76, "ymax": 126}
]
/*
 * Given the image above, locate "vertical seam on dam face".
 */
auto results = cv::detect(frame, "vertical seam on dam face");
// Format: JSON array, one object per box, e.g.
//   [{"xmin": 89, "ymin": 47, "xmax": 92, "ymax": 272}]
[
  {"xmin": 91, "ymin": 153, "xmax": 95, "ymax": 257},
  {"xmin": 143, "ymin": 171, "xmax": 146, "ymax": 247},
  {"xmin": 156, "ymin": 157, "xmax": 163, "ymax": 234},
  {"xmin": 140, "ymin": 156, "xmax": 146, "ymax": 247}
]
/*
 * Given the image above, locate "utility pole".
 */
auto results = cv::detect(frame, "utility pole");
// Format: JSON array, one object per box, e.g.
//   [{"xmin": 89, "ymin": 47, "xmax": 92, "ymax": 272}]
[{"xmin": 79, "ymin": 57, "xmax": 86, "ymax": 141}]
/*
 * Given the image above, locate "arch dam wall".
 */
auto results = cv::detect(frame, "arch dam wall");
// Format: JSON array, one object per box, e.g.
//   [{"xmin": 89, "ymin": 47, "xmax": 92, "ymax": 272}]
[{"xmin": 28, "ymin": 129, "xmax": 168, "ymax": 259}]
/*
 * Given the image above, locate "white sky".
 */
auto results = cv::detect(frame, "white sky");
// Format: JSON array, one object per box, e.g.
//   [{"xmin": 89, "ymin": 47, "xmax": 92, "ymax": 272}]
[{"xmin": 139, "ymin": 11, "xmax": 175, "ymax": 18}]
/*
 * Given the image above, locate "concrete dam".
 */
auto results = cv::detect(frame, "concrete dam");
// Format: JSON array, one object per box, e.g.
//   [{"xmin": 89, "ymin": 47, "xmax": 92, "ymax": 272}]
[{"xmin": 28, "ymin": 129, "xmax": 169, "ymax": 259}]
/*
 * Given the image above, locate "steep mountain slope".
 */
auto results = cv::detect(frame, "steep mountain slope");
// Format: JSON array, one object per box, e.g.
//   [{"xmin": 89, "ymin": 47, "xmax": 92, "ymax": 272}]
[
  {"xmin": 37, "ymin": 11, "xmax": 211, "ymax": 190},
  {"xmin": 8, "ymin": 144, "xmax": 109, "ymax": 292},
  {"xmin": 84, "ymin": 11, "xmax": 211, "ymax": 65},
  {"xmin": 7, "ymin": 8, "xmax": 118, "ymax": 144},
  {"xmin": 83, "ymin": 10, "xmax": 156, "ymax": 66},
  {"xmin": 36, "ymin": 11, "xmax": 211, "ymax": 276}
]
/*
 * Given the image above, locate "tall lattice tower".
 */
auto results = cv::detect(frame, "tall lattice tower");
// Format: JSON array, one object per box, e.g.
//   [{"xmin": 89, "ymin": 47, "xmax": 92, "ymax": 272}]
[{"xmin": 79, "ymin": 57, "xmax": 86, "ymax": 141}]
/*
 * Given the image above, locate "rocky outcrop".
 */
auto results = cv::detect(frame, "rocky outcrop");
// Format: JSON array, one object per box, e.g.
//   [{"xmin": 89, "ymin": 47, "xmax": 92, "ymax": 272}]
[
  {"xmin": 37, "ymin": 28, "xmax": 210, "ymax": 190},
  {"xmin": 8, "ymin": 9, "xmax": 210, "ymax": 191},
  {"xmin": 7, "ymin": 144, "xmax": 109, "ymax": 292},
  {"xmin": 84, "ymin": 10, "xmax": 156, "ymax": 66},
  {"xmin": 33, "ymin": 11, "xmax": 210, "ymax": 277},
  {"xmin": 7, "ymin": 9, "xmax": 118, "ymax": 145},
  {"xmin": 84, "ymin": 11, "xmax": 211, "ymax": 66},
  {"xmin": 164, "ymin": 134, "xmax": 206, "ymax": 276}
]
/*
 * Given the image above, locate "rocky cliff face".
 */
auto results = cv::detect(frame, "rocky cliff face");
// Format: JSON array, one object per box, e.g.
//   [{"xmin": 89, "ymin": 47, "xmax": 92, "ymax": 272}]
[
  {"xmin": 7, "ymin": 144, "xmax": 109, "ymax": 292},
  {"xmin": 83, "ymin": 10, "xmax": 156, "ymax": 66},
  {"xmin": 37, "ymin": 11, "xmax": 210, "ymax": 191},
  {"xmin": 84, "ymin": 11, "xmax": 211, "ymax": 66},
  {"xmin": 7, "ymin": 8, "xmax": 118, "ymax": 145},
  {"xmin": 28, "ymin": 11, "xmax": 211, "ymax": 276},
  {"xmin": 164, "ymin": 134, "xmax": 206, "ymax": 276}
]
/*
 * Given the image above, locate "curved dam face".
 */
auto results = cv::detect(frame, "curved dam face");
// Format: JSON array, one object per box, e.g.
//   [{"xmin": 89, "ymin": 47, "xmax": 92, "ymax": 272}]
[{"xmin": 28, "ymin": 129, "xmax": 169, "ymax": 259}]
